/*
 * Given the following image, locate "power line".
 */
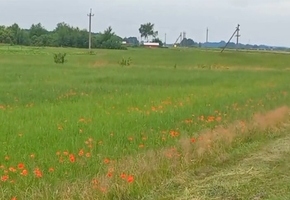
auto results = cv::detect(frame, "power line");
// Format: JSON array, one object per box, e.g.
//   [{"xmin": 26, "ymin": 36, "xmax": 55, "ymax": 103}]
[
  {"xmin": 87, "ymin": 8, "xmax": 94, "ymax": 51},
  {"xmin": 221, "ymin": 24, "xmax": 240, "ymax": 53}
]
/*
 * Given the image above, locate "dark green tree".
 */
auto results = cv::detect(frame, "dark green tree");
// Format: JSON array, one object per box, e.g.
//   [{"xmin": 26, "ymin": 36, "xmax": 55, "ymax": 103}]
[{"xmin": 139, "ymin": 23, "xmax": 158, "ymax": 42}]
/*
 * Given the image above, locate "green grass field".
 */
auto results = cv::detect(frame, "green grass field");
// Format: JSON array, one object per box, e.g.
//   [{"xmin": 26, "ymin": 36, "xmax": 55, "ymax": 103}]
[{"xmin": 0, "ymin": 45, "xmax": 290, "ymax": 200}]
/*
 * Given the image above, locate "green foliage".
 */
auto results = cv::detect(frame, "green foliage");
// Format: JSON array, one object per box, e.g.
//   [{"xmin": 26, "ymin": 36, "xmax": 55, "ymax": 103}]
[
  {"xmin": 0, "ymin": 23, "xmax": 126, "ymax": 50},
  {"xmin": 139, "ymin": 22, "xmax": 158, "ymax": 42},
  {"xmin": 124, "ymin": 37, "xmax": 139, "ymax": 46},
  {"xmin": 53, "ymin": 52, "xmax": 67, "ymax": 64},
  {"xmin": 119, "ymin": 57, "xmax": 132, "ymax": 66},
  {"xmin": 95, "ymin": 26, "xmax": 127, "ymax": 50},
  {"xmin": 180, "ymin": 38, "xmax": 196, "ymax": 47},
  {"xmin": 152, "ymin": 38, "xmax": 163, "ymax": 47}
]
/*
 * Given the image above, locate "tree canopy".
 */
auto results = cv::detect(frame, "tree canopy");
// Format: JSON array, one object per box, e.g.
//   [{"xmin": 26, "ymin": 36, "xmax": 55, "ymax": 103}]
[
  {"xmin": 0, "ymin": 22, "xmax": 125, "ymax": 50},
  {"xmin": 139, "ymin": 23, "xmax": 158, "ymax": 42}
]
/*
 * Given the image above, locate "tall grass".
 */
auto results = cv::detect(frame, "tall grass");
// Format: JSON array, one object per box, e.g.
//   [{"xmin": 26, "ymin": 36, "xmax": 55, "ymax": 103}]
[{"xmin": 0, "ymin": 46, "xmax": 289, "ymax": 199}]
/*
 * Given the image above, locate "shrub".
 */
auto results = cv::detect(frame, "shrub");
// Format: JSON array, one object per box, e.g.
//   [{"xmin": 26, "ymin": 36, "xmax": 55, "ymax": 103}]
[
  {"xmin": 119, "ymin": 57, "xmax": 132, "ymax": 66},
  {"xmin": 53, "ymin": 53, "xmax": 67, "ymax": 64}
]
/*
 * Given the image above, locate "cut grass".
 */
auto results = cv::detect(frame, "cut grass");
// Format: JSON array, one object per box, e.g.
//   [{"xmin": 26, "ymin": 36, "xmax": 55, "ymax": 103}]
[{"xmin": 150, "ymin": 123, "xmax": 290, "ymax": 200}]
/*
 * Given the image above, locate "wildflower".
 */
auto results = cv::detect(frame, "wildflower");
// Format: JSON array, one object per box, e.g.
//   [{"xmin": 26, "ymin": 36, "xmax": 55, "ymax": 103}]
[
  {"xmin": 100, "ymin": 187, "xmax": 106, "ymax": 193},
  {"xmin": 216, "ymin": 116, "xmax": 222, "ymax": 122},
  {"xmin": 120, "ymin": 173, "xmax": 126, "ymax": 179},
  {"xmin": 199, "ymin": 115, "xmax": 204, "ymax": 121},
  {"xmin": 79, "ymin": 118, "xmax": 85, "ymax": 122},
  {"xmin": 78, "ymin": 149, "xmax": 84, "ymax": 156},
  {"xmin": 30, "ymin": 154, "xmax": 35, "ymax": 158},
  {"xmin": 139, "ymin": 144, "xmax": 145, "ymax": 148},
  {"xmin": 170, "ymin": 130, "xmax": 179, "ymax": 137},
  {"xmin": 20, "ymin": 169, "xmax": 28, "ymax": 176},
  {"xmin": 207, "ymin": 116, "xmax": 215, "ymax": 122},
  {"xmin": 104, "ymin": 158, "xmax": 110, "ymax": 164},
  {"xmin": 33, "ymin": 168, "xmax": 42, "ymax": 178},
  {"xmin": 49, "ymin": 168, "xmax": 54, "ymax": 172},
  {"xmin": 92, "ymin": 179, "xmax": 98, "ymax": 184},
  {"xmin": 9, "ymin": 167, "xmax": 16, "ymax": 172},
  {"xmin": 191, "ymin": 138, "xmax": 196, "ymax": 143},
  {"xmin": 1, "ymin": 175, "xmax": 9, "ymax": 182},
  {"xmin": 69, "ymin": 154, "xmax": 75, "ymax": 163},
  {"xmin": 85, "ymin": 152, "xmax": 91, "ymax": 158},
  {"xmin": 5, "ymin": 156, "xmax": 9, "ymax": 161},
  {"xmin": 107, "ymin": 172, "xmax": 113, "ymax": 178},
  {"xmin": 18, "ymin": 163, "xmax": 24, "ymax": 169},
  {"xmin": 127, "ymin": 175, "xmax": 134, "ymax": 183}
]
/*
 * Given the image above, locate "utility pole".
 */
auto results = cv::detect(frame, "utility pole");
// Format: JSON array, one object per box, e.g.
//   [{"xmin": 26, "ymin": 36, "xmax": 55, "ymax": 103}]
[
  {"xmin": 164, "ymin": 33, "xmax": 167, "ymax": 47},
  {"xmin": 206, "ymin": 27, "xmax": 209, "ymax": 43},
  {"xmin": 87, "ymin": 8, "xmax": 94, "ymax": 52},
  {"xmin": 236, "ymin": 24, "xmax": 240, "ymax": 51},
  {"xmin": 221, "ymin": 24, "xmax": 240, "ymax": 53}
]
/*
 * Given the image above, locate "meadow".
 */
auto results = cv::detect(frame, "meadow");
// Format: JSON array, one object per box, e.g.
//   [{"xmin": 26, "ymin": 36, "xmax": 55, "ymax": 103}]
[{"xmin": 0, "ymin": 45, "xmax": 290, "ymax": 200}]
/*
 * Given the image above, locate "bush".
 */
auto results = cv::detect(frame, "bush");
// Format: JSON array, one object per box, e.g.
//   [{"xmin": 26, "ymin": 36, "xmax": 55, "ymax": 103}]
[
  {"xmin": 119, "ymin": 57, "xmax": 132, "ymax": 66},
  {"xmin": 53, "ymin": 53, "xmax": 67, "ymax": 64}
]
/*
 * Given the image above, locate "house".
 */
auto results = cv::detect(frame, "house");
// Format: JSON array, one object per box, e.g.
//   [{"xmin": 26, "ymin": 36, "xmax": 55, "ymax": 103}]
[{"xmin": 143, "ymin": 42, "xmax": 159, "ymax": 48}]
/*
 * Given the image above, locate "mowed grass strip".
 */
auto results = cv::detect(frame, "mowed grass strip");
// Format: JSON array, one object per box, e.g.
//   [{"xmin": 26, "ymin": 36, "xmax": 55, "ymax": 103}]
[{"xmin": 0, "ymin": 47, "xmax": 289, "ymax": 199}]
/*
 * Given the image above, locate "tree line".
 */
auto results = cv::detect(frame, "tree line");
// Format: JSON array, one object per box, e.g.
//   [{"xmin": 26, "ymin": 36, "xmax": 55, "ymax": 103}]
[
  {"xmin": 0, "ymin": 22, "xmax": 126, "ymax": 49},
  {"xmin": 0, "ymin": 22, "xmax": 198, "ymax": 49}
]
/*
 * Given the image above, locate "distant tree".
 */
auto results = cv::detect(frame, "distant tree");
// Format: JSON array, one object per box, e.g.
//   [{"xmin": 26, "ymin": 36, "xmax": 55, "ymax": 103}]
[
  {"xmin": 94, "ymin": 26, "xmax": 125, "ymax": 50},
  {"xmin": 152, "ymin": 38, "xmax": 163, "ymax": 47},
  {"xmin": 0, "ymin": 22, "xmax": 125, "ymax": 49},
  {"xmin": 29, "ymin": 23, "xmax": 47, "ymax": 38},
  {"xmin": 124, "ymin": 37, "xmax": 139, "ymax": 45},
  {"xmin": 139, "ymin": 23, "xmax": 158, "ymax": 42},
  {"xmin": 180, "ymin": 38, "xmax": 195, "ymax": 47},
  {"xmin": 53, "ymin": 22, "xmax": 73, "ymax": 47}
]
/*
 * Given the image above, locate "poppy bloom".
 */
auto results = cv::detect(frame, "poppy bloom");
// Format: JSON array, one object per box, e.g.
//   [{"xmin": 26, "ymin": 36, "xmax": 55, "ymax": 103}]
[
  {"xmin": 69, "ymin": 154, "xmax": 75, "ymax": 163},
  {"xmin": 1, "ymin": 175, "xmax": 9, "ymax": 182},
  {"xmin": 33, "ymin": 168, "xmax": 42, "ymax": 178},
  {"xmin": 120, "ymin": 173, "xmax": 126, "ymax": 179},
  {"xmin": 20, "ymin": 169, "xmax": 28, "ymax": 176},
  {"xmin": 18, "ymin": 163, "xmax": 24, "ymax": 169},
  {"xmin": 127, "ymin": 175, "xmax": 134, "ymax": 183},
  {"xmin": 191, "ymin": 138, "xmax": 196, "ymax": 143},
  {"xmin": 78, "ymin": 149, "xmax": 84, "ymax": 156}
]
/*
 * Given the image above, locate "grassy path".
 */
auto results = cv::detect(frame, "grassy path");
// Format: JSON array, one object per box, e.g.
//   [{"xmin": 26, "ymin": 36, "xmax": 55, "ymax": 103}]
[{"xmin": 147, "ymin": 120, "xmax": 290, "ymax": 200}]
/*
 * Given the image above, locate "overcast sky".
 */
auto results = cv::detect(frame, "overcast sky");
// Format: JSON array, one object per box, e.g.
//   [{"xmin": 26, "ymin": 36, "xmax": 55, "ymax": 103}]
[{"xmin": 1, "ymin": 0, "xmax": 290, "ymax": 47}]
